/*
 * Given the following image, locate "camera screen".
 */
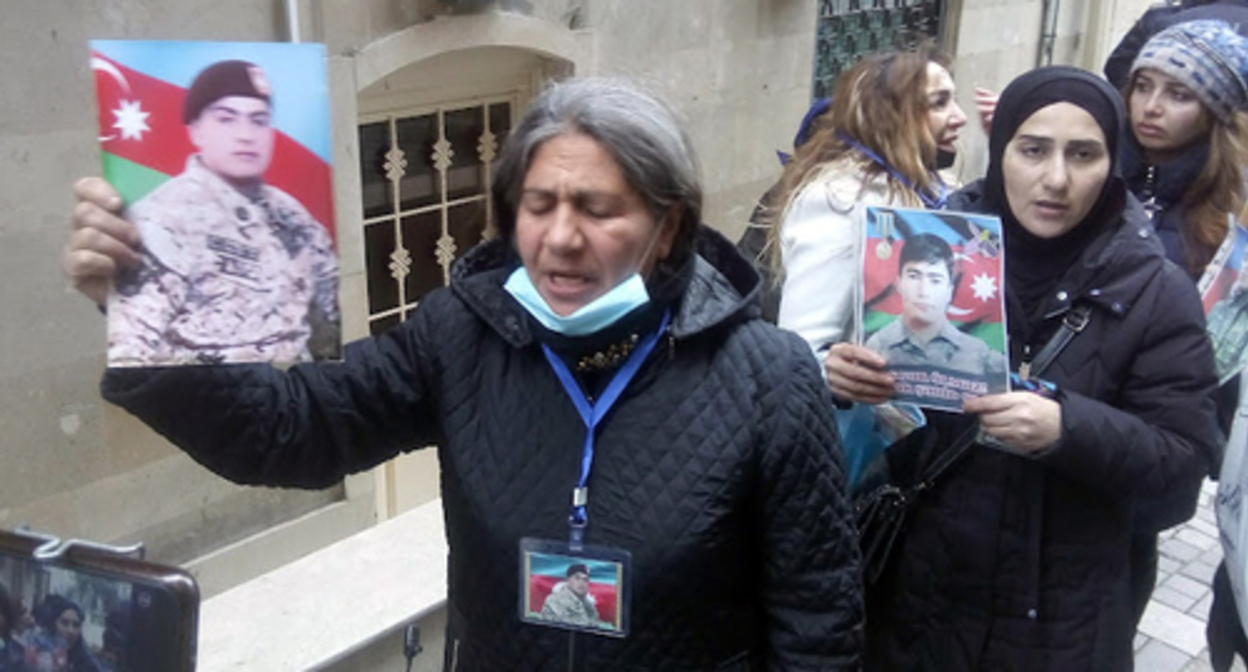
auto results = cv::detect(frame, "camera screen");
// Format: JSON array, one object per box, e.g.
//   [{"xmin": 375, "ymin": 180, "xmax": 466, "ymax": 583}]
[{"xmin": 0, "ymin": 551, "xmax": 193, "ymax": 672}]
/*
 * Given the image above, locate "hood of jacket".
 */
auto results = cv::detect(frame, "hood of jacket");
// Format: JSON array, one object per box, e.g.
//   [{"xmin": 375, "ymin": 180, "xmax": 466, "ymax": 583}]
[{"xmin": 447, "ymin": 225, "xmax": 763, "ymax": 348}]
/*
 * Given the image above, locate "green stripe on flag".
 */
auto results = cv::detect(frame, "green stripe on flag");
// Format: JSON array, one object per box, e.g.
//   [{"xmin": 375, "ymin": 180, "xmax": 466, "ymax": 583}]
[
  {"xmin": 102, "ymin": 152, "xmax": 171, "ymax": 206},
  {"xmin": 863, "ymin": 311, "xmax": 1007, "ymax": 355},
  {"xmin": 863, "ymin": 311, "xmax": 894, "ymax": 336}
]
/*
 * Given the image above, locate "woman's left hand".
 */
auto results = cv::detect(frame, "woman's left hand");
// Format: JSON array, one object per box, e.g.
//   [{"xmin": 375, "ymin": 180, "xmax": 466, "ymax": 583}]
[{"xmin": 963, "ymin": 392, "xmax": 1061, "ymax": 454}]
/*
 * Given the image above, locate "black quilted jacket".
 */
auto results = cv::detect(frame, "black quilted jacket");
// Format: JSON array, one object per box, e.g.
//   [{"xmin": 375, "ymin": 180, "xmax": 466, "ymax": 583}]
[
  {"xmin": 863, "ymin": 183, "xmax": 1220, "ymax": 671},
  {"xmin": 101, "ymin": 227, "xmax": 864, "ymax": 671}
]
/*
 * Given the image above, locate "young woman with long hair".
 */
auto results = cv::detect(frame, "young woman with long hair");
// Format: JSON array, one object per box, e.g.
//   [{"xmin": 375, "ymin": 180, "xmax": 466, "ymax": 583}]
[
  {"xmin": 1121, "ymin": 19, "xmax": 1248, "ymax": 278},
  {"xmin": 1118, "ymin": 20, "xmax": 1248, "ymax": 640},
  {"xmin": 762, "ymin": 49, "xmax": 967, "ymax": 483},
  {"xmin": 766, "ymin": 47, "xmax": 967, "ymax": 362}
]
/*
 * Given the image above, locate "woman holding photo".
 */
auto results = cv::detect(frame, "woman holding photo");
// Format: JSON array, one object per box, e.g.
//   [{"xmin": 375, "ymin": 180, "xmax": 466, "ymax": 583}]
[
  {"xmin": 828, "ymin": 66, "xmax": 1220, "ymax": 670},
  {"xmin": 62, "ymin": 77, "xmax": 864, "ymax": 670},
  {"xmin": 763, "ymin": 48, "xmax": 968, "ymax": 483}
]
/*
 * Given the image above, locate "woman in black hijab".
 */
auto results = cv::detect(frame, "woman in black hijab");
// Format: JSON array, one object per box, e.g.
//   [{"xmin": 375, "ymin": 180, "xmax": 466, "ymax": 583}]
[{"xmin": 827, "ymin": 66, "xmax": 1220, "ymax": 670}]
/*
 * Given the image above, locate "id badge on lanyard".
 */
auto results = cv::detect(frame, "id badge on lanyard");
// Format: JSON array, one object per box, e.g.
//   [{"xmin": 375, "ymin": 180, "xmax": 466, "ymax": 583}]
[{"xmin": 517, "ymin": 312, "xmax": 669, "ymax": 638}]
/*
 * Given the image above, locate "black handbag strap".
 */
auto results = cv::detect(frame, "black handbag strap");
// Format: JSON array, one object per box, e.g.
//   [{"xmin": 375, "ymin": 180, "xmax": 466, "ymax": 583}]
[
  {"xmin": 915, "ymin": 303, "xmax": 1093, "ymax": 489},
  {"xmin": 1022, "ymin": 304, "xmax": 1091, "ymax": 380},
  {"xmin": 915, "ymin": 422, "xmax": 979, "ymax": 490}
]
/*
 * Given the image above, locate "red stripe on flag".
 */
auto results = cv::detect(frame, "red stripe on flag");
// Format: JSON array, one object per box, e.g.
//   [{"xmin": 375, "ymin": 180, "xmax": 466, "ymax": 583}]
[
  {"xmin": 267, "ymin": 134, "xmax": 335, "ymax": 239},
  {"xmin": 1205, "ymin": 268, "xmax": 1238, "ymax": 314},
  {"xmin": 93, "ymin": 51, "xmax": 335, "ymax": 240},
  {"xmin": 94, "ymin": 53, "xmax": 195, "ymax": 177}
]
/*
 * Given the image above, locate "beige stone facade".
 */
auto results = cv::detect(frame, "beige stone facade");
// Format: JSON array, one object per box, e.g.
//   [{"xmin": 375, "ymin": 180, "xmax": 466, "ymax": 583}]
[{"xmin": 0, "ymin": 0, "xmax": 1161, "ymax": 667}]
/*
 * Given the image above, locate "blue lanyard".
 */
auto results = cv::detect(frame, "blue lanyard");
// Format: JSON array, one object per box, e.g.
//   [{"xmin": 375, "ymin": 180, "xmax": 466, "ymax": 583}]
[
  {"xmin": 835, "ymin": 131, "xmax": 949, "ymax": 210},
  {"xmin": 541, "ymin": 311, "xmax": 670, "ymax": 550}
]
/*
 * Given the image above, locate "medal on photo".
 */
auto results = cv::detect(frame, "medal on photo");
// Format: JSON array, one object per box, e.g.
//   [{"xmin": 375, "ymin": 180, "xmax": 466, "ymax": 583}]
[{"xmin": 518, "ymin": 538, "xmax": 631, "ymax": 637}]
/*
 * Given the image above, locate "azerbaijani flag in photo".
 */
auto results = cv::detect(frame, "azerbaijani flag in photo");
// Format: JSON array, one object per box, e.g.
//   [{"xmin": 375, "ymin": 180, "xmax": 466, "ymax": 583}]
[
  {"xmin": 526, "ymin": 553, "xmax": 621, "ymax": 626},
  {"xmin": 1200, "ymin": 224, "xmax": 1248, "ymax": 314},
  {"xmin": 89, "ymin": 40, "xmax": 335, "ymax": 239},
  {"xmin": 863, "ymin": 206, "xmax": 1007, "ymax": 354}
]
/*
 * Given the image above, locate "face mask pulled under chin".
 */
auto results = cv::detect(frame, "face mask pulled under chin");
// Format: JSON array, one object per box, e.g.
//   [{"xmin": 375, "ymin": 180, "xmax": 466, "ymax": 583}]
[{"xmin": 504, "ymin": 268, "xmax": 651, "ymax": 336}]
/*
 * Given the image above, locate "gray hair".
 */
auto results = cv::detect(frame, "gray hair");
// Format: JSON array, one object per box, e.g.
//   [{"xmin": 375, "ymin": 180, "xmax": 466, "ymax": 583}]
[{"xmin": 492, "ymin": 77, "xmax": 703, "ymax": 268}]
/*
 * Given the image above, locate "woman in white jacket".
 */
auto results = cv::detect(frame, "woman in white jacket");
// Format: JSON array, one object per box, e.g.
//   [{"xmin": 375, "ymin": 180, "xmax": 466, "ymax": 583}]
[
  {"xmin": 763, "ymin": 49, "xmax": 969, "ymax": 482},
  {"xmin": 765, "ymin": 48, "xmax": 967, "ymax": 364}
]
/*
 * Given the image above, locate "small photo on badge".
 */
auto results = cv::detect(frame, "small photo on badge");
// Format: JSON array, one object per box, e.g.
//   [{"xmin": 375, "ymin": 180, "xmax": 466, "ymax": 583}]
[{"xmin": 519, "ymin": 539, "xmax": 629, "ymax": 637}]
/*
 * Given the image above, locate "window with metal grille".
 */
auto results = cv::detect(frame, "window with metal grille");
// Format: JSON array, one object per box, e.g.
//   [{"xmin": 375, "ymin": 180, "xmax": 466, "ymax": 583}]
[
  {"xmin": 357, "ymin": 98, "xmax": 515, "ymax": 335},
  {"xmin": 813, "ymin": 0, "xmax": 946, "ymax": 99}
]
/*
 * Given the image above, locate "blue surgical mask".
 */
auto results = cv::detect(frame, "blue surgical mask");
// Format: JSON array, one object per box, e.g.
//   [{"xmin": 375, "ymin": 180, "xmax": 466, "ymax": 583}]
[{"xmin": 504, "ymin": 267, "xmax": 650, "ymax": 336}]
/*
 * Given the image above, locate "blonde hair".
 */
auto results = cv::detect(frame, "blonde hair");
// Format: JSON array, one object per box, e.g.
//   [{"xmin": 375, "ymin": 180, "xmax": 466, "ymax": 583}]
[{"xmin": 763, "ymin": 48, "xmax": 948, "ymax": 272}]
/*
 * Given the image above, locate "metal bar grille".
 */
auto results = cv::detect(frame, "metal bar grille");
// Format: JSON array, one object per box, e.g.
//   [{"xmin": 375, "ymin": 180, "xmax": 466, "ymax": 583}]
[
  {"xmin": 813, "ymin": 0, "xmax": 946, "ymax": 99},
  {"xmin": 357, "ymin": 97, "xmax": 515, "ymax": 335}
]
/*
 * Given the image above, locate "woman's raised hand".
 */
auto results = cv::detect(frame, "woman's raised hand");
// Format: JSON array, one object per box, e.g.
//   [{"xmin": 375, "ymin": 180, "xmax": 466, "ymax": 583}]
[{"xmin": 975, "ymin": 87, "xmax": 999, "ymax": 135}]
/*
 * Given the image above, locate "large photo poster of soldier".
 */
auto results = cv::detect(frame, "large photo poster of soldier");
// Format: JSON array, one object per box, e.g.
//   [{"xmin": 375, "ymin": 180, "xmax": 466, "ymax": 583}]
[
  {"xmin": 1198, "ymin": 217, "xmax": 1248, "ymax": 384},
  {"xmin": 90, "ymin": 40, "xmax": 340, "ymax": 367},
  {"xmin": 860, "ymin": 206, "xmax": 1009, "ymax": 412}
]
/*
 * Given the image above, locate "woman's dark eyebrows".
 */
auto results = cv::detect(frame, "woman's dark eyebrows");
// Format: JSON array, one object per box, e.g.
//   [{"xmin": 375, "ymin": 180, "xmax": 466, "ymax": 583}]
[
  {"xmin": 1015, "ymin": 135, "xmax": 1104, "ymax": 149},
  {"xmin": 1068, "ymin": 138, "xmax": 1107, "ymax": 150},
  {"xmin": 1163, "ymin": 81, "xmax": 1195, "ymax": 94}
]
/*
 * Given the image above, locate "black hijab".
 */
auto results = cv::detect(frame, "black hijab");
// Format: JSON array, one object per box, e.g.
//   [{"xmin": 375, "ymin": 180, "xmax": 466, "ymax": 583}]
[{"xmin": 984, "ymin": 66, "xmax": 1128, "ymax": 319}]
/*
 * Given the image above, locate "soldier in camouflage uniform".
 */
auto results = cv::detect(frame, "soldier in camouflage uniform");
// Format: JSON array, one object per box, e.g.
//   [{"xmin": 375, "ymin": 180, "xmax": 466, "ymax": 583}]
[
  {"xmin": 539, "ymin": 563, "xmax": 604, "ymax": 628},
  {"xmin": 108, "ymin": 59, "xmax": 339, "ymax": 366}
]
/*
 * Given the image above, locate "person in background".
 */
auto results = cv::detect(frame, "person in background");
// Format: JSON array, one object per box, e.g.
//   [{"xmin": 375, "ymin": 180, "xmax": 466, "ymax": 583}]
[
  {"xmin": 756, "ymin": 48, "xmax": 966, "ymax": 485},
  {"xmin": 26, "ymin": 595, "xmax": 100, "ymax": 672},
  {"xmin": 739, "ymin": 59, "xmax": 997, "ymax": 328},
  {"xmin": 63, "ymin": 77, "xmax": 864, "ymax": 670},
  {"xmin": 0, "ymin": 584, "xmax": 23, "ymax": 672},
  {"xmin": 1120, "ymin": 19, "xmax": 1248, "ymax": 279},
  {"xmin": 764, "ymin": 47, "xmax": 967, "ymax": 360},
  {"xmin": 828, "ymin": 65, "xmax": 1220, "ymax": 670},
  {"xmin": 1113, "ymin": 17, "xmax": 1248, "ymax": 646},
  {"xmin": 92, "ymin": 609, "xmax": 128, "ymax": 672},
  {"xmin": 1103, "ymin": 0, "xmax": 1248, "ymax": 90}
]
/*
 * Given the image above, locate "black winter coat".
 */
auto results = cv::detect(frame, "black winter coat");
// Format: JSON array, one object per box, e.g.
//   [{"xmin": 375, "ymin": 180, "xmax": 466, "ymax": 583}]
[
  {"xmin": 864, "ymin": 182, "xmax": 1220, "ymax": 671},
  {"xmin": 100, "ymin": 228, "xmax": 864, "ymax": 671}
]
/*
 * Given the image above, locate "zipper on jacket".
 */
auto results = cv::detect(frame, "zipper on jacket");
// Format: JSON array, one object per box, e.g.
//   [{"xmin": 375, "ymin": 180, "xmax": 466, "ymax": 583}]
[
  {"xmin": 1141, "ymin": 164, "xmax": 1159, "ymax": 220},
  {"xmin": 449, "ymin": 638, "xmax": 460, "ymax": 672},
  {"xmin": 1019, "ymin": 344, "xmax": 1033, "ymax": 379}
]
